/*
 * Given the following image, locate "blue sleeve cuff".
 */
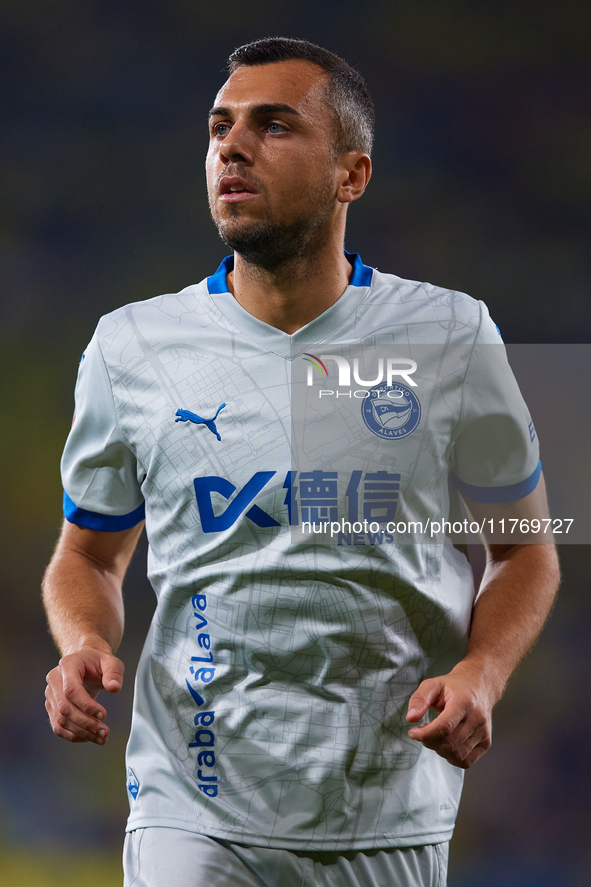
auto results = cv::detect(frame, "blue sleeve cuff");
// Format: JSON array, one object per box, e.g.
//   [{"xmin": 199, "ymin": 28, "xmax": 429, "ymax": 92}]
[
  {"xmin": 63, "ymin": 491, "xmax": 145, "ymax": 531},
  {"xmin": 450, "ymin": 460, "xmax": 542, "ymax": 504}
]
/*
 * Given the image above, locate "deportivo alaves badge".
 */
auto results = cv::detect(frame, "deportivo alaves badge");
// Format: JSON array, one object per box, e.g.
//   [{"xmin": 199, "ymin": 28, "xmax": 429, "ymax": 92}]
[
  {"xmin": 175, "ymin": 404, "xmax": 226, "ymax": 441},
  {"xmin": 362, "ymin": 383, "xmax": 421, "ymax": 439},
  {"xmin": 127, "ymin": 767, "xmax": 139, "ymax": 800}
]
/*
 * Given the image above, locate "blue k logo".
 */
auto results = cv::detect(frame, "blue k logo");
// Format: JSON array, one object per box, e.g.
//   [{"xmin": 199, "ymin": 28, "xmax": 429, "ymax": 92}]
[{"xmin": 194, "ymin": 472, "xmax": 280, "ymax": 532}]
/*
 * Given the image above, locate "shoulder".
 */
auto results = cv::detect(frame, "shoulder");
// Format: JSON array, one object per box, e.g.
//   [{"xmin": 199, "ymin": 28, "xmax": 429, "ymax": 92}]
[
  {"xmin": 92, "ymin": 279, "xmax": 211, "ymax": 357},
  {"xmin": 365, "ymin": 267, "xmax": 498, "ymax": 343},
  {"xmin": 97, "ymin": 280, "xmax": 207, "ymax": 334},
  {"xmin": 370, "ymin": 267, "xmax": 480, "ymax": 316}
]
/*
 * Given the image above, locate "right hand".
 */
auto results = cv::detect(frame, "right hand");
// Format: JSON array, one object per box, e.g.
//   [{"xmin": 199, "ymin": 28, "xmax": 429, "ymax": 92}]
[{"xmin": 45, "ymin": 647, "xmax": 125, "ymax": 744}]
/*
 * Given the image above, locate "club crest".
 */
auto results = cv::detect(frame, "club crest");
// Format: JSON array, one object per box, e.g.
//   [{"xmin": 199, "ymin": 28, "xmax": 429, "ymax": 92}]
[{"xmin": 362, "ymin": 383, "xmax": 421, "ymax": 439}]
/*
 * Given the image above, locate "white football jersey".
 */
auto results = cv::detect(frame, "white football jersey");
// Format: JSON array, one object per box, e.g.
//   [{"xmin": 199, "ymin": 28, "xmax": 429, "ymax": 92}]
[{"xmin": 61, "ymin": 253, "xmax": 540, "ymax": 849}]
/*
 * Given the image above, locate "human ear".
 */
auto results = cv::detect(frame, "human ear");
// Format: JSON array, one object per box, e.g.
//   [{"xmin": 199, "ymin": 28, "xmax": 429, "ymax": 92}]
[{"xmin": 336, "ymin": 153, "xmax": 372, "ymax": 204}]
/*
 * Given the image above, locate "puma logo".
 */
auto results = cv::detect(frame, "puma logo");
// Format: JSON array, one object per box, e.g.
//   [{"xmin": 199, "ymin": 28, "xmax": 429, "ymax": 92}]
[{"xmin": 175, "ymin": 404, "xmax": 226, "ymax": 441}]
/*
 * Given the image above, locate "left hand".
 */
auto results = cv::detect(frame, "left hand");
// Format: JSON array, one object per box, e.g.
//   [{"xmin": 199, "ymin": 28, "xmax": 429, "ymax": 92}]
[{"xmin": 406, "ymin": 667, "xmax": 494, "ymax": 769}]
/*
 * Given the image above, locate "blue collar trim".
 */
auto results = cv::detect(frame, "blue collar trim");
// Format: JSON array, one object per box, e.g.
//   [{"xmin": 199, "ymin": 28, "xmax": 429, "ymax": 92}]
[
  {"xmin": 207, "ymin": 255, "xmax": 234, "ymax": 294},
  {"xmin": 345, "ymin": 250, "xmax": 373, "ymax": 287},
  {"xmin": 207, "ymin": 251, "xmax": 373, "ymax": 295}
]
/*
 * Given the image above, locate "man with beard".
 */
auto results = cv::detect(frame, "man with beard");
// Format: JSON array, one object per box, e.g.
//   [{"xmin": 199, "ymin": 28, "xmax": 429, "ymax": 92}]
[{"xmin": 43, "ymin": 38, "xmax": 559, "ymax": 887}]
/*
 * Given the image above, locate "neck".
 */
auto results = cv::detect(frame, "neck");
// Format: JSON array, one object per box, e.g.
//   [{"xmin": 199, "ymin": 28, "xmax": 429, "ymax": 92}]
[{"xmin": 226, "ymin": 231, "xmax": 353, "ymax": 335}]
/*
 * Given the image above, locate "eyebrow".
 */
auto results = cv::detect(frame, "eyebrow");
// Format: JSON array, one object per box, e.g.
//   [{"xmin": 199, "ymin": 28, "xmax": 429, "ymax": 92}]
[{"xmin": 208, "ymin": 103, "xmax": 301, "ymax": 120}]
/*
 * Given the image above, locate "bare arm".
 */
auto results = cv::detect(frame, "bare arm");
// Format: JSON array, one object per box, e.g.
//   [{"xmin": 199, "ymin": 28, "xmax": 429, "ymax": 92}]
[
  {"xmin": 406, "ymin": 475, "xmax": 560, "ymax": 768},
  {"xmin": 43, "ymin": 519, "xmax": 144, "ymax": 745}
]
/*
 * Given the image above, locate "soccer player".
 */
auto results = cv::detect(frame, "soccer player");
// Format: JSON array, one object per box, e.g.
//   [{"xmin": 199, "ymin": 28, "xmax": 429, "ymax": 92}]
[{"xmin": 43, "ymin": 38, "xmax": 559, "ymax": 887}]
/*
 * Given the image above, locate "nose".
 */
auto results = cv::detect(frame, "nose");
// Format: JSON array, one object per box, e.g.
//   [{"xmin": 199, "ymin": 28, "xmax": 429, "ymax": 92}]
[{"xmin": 218, "ymin": 121, "xmax": 254, "ymax": 165}]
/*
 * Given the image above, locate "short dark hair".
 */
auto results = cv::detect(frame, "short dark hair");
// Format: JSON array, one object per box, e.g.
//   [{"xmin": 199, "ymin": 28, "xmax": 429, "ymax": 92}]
[{"xmin": 227, "ymin": 37, "xmax": 374, "ymax": 156}]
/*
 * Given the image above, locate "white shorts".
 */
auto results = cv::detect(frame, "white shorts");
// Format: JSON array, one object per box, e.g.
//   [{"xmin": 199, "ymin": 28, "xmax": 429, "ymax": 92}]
[{"xmin": 123, "ymin": 827, "xmax": 448, "ymax": 887}]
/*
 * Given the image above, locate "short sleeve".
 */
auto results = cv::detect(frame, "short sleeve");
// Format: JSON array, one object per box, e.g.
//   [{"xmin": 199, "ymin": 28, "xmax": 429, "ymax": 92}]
[
  {"xmin": 449, "ymin": 303, "xmax": 541, "ymax": 503},
  {"xmin": 61, "ymin": 331, "xmax": 145, "ymax": 531}
]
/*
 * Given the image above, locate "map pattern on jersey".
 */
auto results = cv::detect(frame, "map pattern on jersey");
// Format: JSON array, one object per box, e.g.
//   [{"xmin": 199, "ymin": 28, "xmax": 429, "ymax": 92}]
[{"xmin": 61, "ymin": 254, "xmax": 539, "ymax": 849}]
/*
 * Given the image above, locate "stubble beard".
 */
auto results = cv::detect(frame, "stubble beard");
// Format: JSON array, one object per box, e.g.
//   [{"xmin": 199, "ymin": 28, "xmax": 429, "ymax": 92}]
[{"xmin": 210, "ymin": 176, "xmax": 336, "ymax": 274}]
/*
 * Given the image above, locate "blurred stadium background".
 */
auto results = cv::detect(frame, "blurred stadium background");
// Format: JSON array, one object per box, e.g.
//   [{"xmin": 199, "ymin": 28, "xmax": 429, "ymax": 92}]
[{"xmin": 1, "ymin": 1, "xmax": 590, "ymax": 884}]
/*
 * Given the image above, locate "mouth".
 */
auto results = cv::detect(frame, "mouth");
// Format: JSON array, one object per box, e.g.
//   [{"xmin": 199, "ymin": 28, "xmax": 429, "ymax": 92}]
[{"xmin": 218, "ymin": 175, "xmax": 259, "ymax": 203}]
